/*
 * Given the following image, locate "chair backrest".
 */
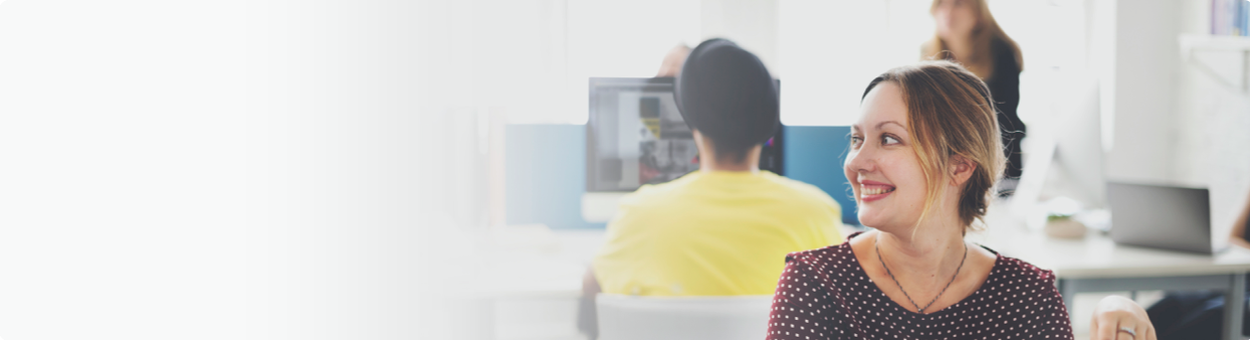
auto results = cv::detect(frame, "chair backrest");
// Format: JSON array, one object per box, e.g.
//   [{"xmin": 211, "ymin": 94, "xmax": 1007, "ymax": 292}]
[{"xmin": 596, "ymin": 294, "xmax": 773, "ymax": 340}]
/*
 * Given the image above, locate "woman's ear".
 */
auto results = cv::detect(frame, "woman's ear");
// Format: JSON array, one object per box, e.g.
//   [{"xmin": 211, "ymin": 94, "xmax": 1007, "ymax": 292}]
[{"xmin": 949, "ymin": 155, "xmax": 977, "ymax": 187}]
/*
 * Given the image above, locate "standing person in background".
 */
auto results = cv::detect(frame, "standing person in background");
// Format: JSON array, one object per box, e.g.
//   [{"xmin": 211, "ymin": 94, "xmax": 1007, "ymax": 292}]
[
  {"xmin": 1227, "ymin": 189, "xmax": 1250, "ymax": 250},
  {"xmin": 655, "ymin": 44, "xmax": 691, "ymax": 78},
  {"xmin": 923, "ymin": 0, "xmax": 1026, "ymax": 188}
]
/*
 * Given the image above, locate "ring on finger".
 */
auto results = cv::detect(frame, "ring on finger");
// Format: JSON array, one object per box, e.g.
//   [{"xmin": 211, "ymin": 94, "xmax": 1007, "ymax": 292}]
[{"xmin": 1117, "ymin": 326, "xmax": 1137, "ymax": 338}]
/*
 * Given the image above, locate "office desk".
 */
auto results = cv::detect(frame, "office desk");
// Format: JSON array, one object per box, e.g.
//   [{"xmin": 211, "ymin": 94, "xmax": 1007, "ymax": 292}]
[
  {"xmin": 455, "ymin": 258, "xmax": 585, "ymax": 340},
  {"xmin": 972, "ymin": 222, "xmax": 1250, "ymax": 340},
  {"xmin": 453, "ymin": 229, "xmax": 601, "ymax": 340},
  {"xmin": 467, "ymin": 222, "xmax": 1250, "ymax": 339}
]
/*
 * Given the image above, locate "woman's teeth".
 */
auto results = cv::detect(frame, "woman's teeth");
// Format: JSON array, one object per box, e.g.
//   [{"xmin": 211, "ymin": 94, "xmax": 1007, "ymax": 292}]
[{"xmin": 862, "ymin": 187, "xmax": 895, "ymax": 195}]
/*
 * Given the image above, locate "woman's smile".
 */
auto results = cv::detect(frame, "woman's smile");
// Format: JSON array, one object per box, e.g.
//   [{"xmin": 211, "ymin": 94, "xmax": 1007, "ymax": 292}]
[{"xmin": 860, "ymin": 180, "xmax": 896, "ymax": 202}]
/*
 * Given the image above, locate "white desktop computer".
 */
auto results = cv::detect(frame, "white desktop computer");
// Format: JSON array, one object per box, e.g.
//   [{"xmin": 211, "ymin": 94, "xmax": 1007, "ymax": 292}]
[{"xmin": 1010, "ymin": 78, "xmax": 1107, "ymax": 229}]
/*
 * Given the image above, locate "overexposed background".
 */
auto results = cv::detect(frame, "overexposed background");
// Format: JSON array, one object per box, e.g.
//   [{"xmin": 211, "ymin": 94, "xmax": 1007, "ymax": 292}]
[
  {"xmin": 0, "ymin": 0, "xmax": 247, "ymax": 338},
  {"xmin": 0, "ymin": 0, "xmax": 1245, "ymax": 339}
]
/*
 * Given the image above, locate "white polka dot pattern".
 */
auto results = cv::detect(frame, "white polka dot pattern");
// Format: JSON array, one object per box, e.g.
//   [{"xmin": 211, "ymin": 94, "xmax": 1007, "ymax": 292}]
[{"xmin": 765, "ymin": 235, "xmax": 1075, "ymax": 340}]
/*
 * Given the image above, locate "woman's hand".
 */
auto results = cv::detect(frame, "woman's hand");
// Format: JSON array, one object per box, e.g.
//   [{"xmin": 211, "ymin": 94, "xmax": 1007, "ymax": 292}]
[{"xmin": 1090, "ymin": 295, "xmax": 1157, "ymax": 340}]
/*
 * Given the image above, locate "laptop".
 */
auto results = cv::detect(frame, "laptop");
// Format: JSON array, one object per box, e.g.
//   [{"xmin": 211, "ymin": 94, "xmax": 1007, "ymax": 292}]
[{"xmin": 1107, "ymin": 181, "xmax": 1212, "ymax": 254}]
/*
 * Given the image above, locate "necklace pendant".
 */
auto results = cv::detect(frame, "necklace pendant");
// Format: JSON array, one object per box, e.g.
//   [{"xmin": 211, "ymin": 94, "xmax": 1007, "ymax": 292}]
[{"xmin": 875, "ymin": 232, "xmax": 970, "ymax": 316}]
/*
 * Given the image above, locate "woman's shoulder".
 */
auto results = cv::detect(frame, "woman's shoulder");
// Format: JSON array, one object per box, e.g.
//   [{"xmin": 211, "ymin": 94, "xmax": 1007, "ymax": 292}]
[
  {"xmin": 990, "ymin": 38, "xmax": 1022, "ymax": 72},
  {"xmin": 985, "ymin": 249, "xmax": 1059, "ymax": 287}
]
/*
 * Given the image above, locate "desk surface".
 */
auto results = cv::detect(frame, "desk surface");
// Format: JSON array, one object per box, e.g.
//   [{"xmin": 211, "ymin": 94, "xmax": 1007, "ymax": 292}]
[
  {"xmin": 468, "ymin": 207, "xmax": 1250, "ymax": 298},
  {"xmin": 972, "ymin": 226, "xmax": 1250, "ymax": 279},
  {"xmin": 456, "ymin": 229, "xmax": 602, "ymax": 300},
  {"xmin": 972, "ymin": 204, "xmax": 1250, "ymax": 279}
]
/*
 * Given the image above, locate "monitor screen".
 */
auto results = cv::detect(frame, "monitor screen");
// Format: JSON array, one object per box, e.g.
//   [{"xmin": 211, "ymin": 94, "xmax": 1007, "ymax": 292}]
[{"xmin": 586, "ymin": 77, "xmax": 782, "ymax": 192}]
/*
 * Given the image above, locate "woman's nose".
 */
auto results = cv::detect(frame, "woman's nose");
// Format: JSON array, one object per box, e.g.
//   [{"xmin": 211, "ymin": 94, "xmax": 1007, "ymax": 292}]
[{"xmin": 845, "ymin": 146, "xmax": 875, "ymax": 174}]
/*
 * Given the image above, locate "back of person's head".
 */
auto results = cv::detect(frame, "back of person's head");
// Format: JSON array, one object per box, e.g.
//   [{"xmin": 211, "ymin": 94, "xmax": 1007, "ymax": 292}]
[
  {"xmin": 675, "ymin": 38, "xmax": 779, "ymax": 163},
  {"xmin": 861, "ymin": 60, "xmax": 1005, "ymax": 231}
]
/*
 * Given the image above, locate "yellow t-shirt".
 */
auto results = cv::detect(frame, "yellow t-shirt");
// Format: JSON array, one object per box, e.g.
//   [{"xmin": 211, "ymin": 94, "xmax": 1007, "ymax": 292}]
[{"xmin": 592, "ymin": 170, "xmax": 843, "ymax": 296}]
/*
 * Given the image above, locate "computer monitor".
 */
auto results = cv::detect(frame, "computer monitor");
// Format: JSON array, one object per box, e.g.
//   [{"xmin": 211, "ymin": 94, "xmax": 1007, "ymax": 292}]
[
  {"xmin": 1010, "ymin": 78, "xmax": 1107, "ymax": 229},
  {"xmin": 586, "ymin": 77, "xmax": 783, "ymax": 192},
  {"xmin": 583, "ymin": 77, "xmax": 783, "ymax": 221}
]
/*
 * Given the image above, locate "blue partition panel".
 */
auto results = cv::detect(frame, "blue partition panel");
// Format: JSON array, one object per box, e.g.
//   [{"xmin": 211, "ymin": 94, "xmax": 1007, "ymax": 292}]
[
  {"xmin": 504, "ymin": 124, "xmax": 856, "ymax": 229},
  {"xmin": 782, "ymin": 126, "xmax": 858, "ymax": 226},
  {"xmin": 505, "ymin": 124, "xmax": 605, "ymax": 229}
]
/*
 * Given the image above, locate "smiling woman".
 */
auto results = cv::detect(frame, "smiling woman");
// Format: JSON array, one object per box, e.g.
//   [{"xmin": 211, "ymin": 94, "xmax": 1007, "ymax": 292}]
[
  {"xmin": 850, "ymin": 61, "xmax": 1004, "ymax": 235},
  {"xmin": 765, "ymin": 61, "xmax": 1160, "ymax": 340},
  {"xmin": 765, "ymin": 61, "xmax": 1087, "ymax": 340}
]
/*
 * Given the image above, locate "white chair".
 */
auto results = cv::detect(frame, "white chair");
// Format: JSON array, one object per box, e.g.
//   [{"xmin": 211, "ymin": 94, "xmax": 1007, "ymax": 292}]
[{"xmin": 595, "ymin": 294, "xmax": 773, "ymax": 340}]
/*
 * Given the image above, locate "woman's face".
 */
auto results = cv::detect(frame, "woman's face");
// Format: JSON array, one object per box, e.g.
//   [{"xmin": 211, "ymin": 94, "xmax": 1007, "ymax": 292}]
[
  {"xmin": 934, "ymin": 0, "xmax": 978, "ymax": 41},
  {"xmin": 845, "ymin": 82, "xmax": 928, "ymax": 231}
]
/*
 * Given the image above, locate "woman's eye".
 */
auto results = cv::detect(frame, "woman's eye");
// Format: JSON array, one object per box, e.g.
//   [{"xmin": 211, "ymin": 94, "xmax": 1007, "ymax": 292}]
[
  {"xmin": 850, "ymin": 135, "xmax": 864, "ymax": 147},
  {"xmin": 883, "ymin": 135, "xmax": 900, "ymax": 145}
]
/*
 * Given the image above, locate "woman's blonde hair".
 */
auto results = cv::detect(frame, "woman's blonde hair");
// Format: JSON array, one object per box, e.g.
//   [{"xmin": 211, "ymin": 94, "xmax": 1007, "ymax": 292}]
[
  {"xmin": 921, "ymin": 0, "xmax": 1023, "ymax": 80},
  {"xmin": 860, "ymin": 61, "xmax": 1005, "ymax": 232}
]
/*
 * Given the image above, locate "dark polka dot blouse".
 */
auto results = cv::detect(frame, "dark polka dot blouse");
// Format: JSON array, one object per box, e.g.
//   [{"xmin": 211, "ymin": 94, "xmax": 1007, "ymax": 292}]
[{"xmin": 767, "ymin": 233, "xmax": 1074, "ymax": 340}]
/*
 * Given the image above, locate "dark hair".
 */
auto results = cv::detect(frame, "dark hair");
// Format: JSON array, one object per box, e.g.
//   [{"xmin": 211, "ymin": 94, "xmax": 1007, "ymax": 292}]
[
  {"xmin": 675, "ymin": 38, "xmax": 779, "ymax": 163},
  {"xmin": 860, "ymin": 60, "xmax": 1005, "ymax": 230}
]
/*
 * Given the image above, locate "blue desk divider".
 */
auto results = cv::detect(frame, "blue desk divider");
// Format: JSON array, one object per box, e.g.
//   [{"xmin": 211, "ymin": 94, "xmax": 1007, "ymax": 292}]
[
  {"xmin": 781, "ymin": 126, "xmax": 858, "ymax": 226},
  {"xmin": 505, "ymin": 124, "xmax": 856, "ymax": 229},
  {"xmin": 505, "ymin": 124, "xmax": 605, "ymax": 229}
]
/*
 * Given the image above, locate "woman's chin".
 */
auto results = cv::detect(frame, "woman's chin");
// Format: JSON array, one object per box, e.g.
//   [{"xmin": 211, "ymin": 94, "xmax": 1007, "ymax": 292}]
[{"xmin": 856, "ymin": 212, "xmax": 887, "ymax": 230}]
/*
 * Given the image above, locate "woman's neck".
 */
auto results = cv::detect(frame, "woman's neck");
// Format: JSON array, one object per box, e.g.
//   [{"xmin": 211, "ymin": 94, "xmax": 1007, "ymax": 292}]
[{"xmin": 875, "ymin": 219, "xmax": 966, "ymax": 278}]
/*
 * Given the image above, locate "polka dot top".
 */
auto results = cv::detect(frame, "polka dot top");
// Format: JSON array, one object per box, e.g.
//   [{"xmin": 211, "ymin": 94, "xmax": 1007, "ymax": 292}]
[{"xmin": 766, "ymin": 232, "xmax": 1074, "ymax": 340}]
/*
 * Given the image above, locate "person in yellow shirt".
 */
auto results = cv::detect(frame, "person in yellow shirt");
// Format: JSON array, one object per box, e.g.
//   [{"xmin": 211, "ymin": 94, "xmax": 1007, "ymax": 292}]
[
  {"xmin": 577, "ymin": 38, "xmax": 843, "ymax": 338},
  {"xmin": 593, "ymin": 166, "xmax": 844, "ymax": 296}
]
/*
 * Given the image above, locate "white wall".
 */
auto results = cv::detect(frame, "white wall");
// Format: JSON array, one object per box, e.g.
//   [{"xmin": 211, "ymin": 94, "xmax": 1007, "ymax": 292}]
[
  {"xmin": 777, "ymin": 0, "xmax": 901, "ymax": 126},
  {"xmin": 701, "ymin": 0, "xmax": 780, "ymax": 73},
  {"xmin": 1103, "ymin": 0, "xmax": 1183, "ymax": 183},
  {"xmin": 1171, "ymin": 0, "xmax": 1250, "ymax": 247}
]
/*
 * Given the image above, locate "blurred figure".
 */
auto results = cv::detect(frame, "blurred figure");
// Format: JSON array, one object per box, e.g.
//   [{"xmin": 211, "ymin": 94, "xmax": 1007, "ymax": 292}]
[
  {"xmin": 577, "ymin": 39, "xmax": 843, "ymax": 339},
  {"xmin": 1144, "ymin": 189, "xmax": 1250, "ymax": 340},
  {"xmin": 923, "ymin": 0, "xmax": 1026, "ymax": 184},
  {"xmin": 1228, "ymin": 189, "xmax": 1250, "ymax": 250},
  {"xmin": 655, "ymin": 44, "xmax": 691, "ymax": 77}
]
